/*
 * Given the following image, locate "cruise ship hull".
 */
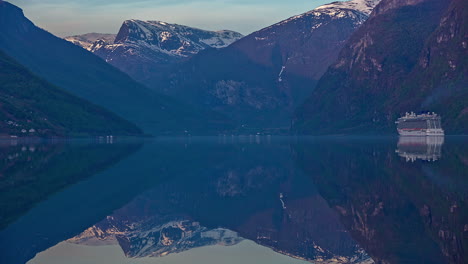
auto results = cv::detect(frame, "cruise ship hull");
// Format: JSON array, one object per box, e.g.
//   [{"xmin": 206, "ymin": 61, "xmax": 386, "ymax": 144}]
[{"xmin": 397, "ymin": 129, "xmax": 445, "ymax": 136}]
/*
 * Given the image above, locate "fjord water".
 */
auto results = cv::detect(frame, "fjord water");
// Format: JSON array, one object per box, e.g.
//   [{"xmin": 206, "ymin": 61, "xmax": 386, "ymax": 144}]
[{"xmin": 0, "ymin": 137, "xmax": 467, "ymax": 264}]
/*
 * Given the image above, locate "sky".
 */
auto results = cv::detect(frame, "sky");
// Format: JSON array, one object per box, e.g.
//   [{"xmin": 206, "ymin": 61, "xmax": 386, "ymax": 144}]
[{"xmin": 7, "ymin": 0, "xmax": 330, "ymax": 37}]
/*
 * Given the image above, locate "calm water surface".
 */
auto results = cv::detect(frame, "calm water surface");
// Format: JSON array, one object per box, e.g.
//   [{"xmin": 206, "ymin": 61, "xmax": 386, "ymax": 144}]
[{"xmin": 0, "ymin": 136, "xmax": 466, "ymax": 264}]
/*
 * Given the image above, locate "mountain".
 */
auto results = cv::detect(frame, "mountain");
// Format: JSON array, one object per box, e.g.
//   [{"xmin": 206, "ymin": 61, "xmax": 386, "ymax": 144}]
[
  {"xmin": 69, "ymin": 220, "xmax": 243, "ymax": 258},
  {"xmin": 65, "ymin": 21, "xmax": 243, "ymax": 87},
  {"xmin": 0, "ymin": 50, "xmax": 141, "ymax": 137},
  {"xmin": 64, "ymin": 33, "xmax": 116, "ymax": 51},
  {"xmin": 231, "ymin": 0, "xmax": 379, "ymax": 80},
  {"xmin": 294, "ymin": 0, "xmax": 467, "ymax": 134},
  {"xmin": 64, "ymin": 142, "xmax": 374, "ymax": 263},
  {"xmin": 0, "ymin": 1, "xmax": 231, "ymax": 135},
  {"xmin": 150, "ymin": 0, "xmax": 381, "ymax": 130}
]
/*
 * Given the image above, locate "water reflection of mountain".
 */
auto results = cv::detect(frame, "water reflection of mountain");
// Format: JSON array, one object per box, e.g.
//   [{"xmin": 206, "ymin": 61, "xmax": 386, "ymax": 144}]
[
  {"xmin": 3, "ymin": 137, "xmax": 467, "ymax": 264},
  {"xmin": 4, "ymin": 140, "xmax": 257, "ymax": 264},
  {"xmin": 70, "ymin": 219, "xmax": 243, "ymax": 258},
  {"xmin": 0, "ymin": 139, "xmax": 142, "ymax": 229},
  {"xmin": 395, "ymin": 136, "xmax": 444, "ymax": 162},
  {"xmin": 67, "ymin": 142, "xmax": 373, "ymax": 264},
  {"xmin": 294, "ymin": 138, "xmax": 468, "ymax": 264}
]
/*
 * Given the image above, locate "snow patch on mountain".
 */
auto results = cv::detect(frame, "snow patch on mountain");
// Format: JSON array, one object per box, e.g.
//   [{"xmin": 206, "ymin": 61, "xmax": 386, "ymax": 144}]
[
  {"xmin": 110, "ymin": 19, "xmax": 243, "ymax": 57},
  {"xmin": 65, "ymin": 20, "xmax": 243, "ymax": 61},
  {"xmin": 265, "ymin": 0, "xmax": 381, "ymax": 33},
  {"xmin": 315, "ymin": 0, "xmax": 381, "ymax": 15},
  {"xmin": 65, "ymin": 33, "xmax": 116, "ymax": 51}
]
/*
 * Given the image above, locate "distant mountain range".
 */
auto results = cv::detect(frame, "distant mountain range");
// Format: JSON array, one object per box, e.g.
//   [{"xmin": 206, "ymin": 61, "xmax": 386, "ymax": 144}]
[
  {"xmin": 1, "ymin": 0, "xmax": 466, "ymax": 135},
  {"xmin": 65, "ymin": 21, "xmax": 243, "ymax": 86},
  {"xmin": 62, "ymin": 0, "xmax": 380, "ymax": 131},
  {"xmin": 294, "ymin": 0, "xmax": 468, "ymax": 134},
  {"xmin": 0, "ymin": 50, "xmax": 141, "ymax": 137},
  {"xmin": 0, "ymin": 1, "xmax": 232, "ymax": 135}
]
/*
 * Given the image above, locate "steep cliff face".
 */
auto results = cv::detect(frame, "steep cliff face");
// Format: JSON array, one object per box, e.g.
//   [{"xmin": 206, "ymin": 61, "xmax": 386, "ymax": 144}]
[
  {"xmin": 295, "ymin": 0, "xmax": 467, "ymax": 134},
  {"xmin": 405, "ymin": 0, "xmax": 468, "ymax": 132},
  {"xmin": 155, "ymin": 0, "xmax": 380, "ymax": 129}
]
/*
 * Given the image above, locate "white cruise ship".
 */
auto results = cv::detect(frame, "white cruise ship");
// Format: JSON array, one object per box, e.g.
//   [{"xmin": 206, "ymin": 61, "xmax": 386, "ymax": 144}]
[{"xmin": 395, "ymin": 112, "xmax": 444, "ymax": 136}]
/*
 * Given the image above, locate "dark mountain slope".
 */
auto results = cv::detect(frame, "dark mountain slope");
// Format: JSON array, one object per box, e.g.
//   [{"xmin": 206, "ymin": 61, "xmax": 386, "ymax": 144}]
[
  {"xmin": 0, "ymin": 1, "xmax": 230, "ymax": 135},
  {"xmin": 295, "ymin": 0, "xmax": 467, "ymax": 134},
  {"xmin": 0, "ymin": 51, "xmax": 141, "ymax": 137},
  {"xmin": 152, "ymin": 0, "xmax": 380, "ymax": 130}
]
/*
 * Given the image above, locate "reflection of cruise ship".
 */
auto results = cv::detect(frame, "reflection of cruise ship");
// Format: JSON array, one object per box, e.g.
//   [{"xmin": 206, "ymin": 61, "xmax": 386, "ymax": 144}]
[
  {"xmin": 395, "ymin": 136, "xmax": 444, "ymax": 162},
  {"xmin": 395, "ymin": 112, "xmax": 444, "ymax": 136}
]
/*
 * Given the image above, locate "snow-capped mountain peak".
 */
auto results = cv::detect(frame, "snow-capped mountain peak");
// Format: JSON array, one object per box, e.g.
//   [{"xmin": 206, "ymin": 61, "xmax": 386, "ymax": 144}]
[
  {"xmin": 65, "ymin": 20, "xmax": 243, "ymax": 57},
  {"xmin": 272, "ymin": 0, "xmax": 381, "ymax": 29},
  {"xmin": 315, "ymin": 0, "xmax": 381, "ymax": 16},
  {"xmin": 64, "ymin": 20, "xmax": 244, "ymax": 90},
  {"xmin": 65, "ymin": 33, "xmax": 116, "ymax": 51},
  {"xmin": 114, "ymin": 19, "xmax": 243, "ymax": 56}
]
